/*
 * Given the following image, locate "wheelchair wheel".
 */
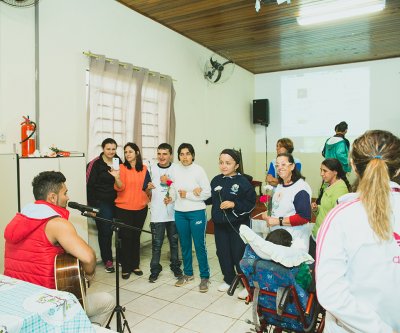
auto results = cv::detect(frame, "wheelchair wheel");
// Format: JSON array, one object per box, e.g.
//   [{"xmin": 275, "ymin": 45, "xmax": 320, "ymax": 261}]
[{"xmin": 303, "ymin": 300, "xmax": 321, "ymax": 333}]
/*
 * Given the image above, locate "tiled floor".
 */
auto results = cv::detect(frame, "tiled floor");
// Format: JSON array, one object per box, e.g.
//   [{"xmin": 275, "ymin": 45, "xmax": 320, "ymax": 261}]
[{"xmin": 89, "ymin": 234, "xmax": 255, "ymax": 333}]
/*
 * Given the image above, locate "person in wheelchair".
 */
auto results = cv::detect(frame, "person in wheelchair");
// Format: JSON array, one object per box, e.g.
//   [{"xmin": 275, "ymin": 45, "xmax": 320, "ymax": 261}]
[
  {"xmin": 237, "ymin": 225, "xmax": 323, "ymax": 333},
  {"xmin": 265, "ymin": 229, "xmax": 311, "ymax": 291}
]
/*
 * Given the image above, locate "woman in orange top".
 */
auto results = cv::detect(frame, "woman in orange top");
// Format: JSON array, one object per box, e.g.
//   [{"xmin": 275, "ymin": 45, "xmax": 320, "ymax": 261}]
[{"xmin": 111, "ymin": 142, "xmax": 152, "ymax": 279}]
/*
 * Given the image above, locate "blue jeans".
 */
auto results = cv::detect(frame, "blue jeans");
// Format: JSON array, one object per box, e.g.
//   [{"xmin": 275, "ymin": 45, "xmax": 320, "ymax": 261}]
[
  {"xmin": 150, "ymin": 221, "xmax": 181, "ymax": 275},
  {"xmin": 95, "ymin": 201, "xmax": 115, "ymax": 264},
  {"xmin": 175, "ymin": 210, "xmax": 210, "ymax": 279}
]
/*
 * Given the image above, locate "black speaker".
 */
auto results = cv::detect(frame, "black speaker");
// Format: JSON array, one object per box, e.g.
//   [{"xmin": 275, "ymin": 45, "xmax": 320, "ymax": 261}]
[{"xmin": 253, "ymin": 99, "xmax": 269, "ymax": 126}]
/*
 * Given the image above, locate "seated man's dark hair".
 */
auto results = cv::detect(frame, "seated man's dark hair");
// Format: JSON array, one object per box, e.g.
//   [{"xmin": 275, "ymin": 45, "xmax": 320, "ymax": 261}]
[
  {"xmin": 32, "ymin": 171, "xmax": 66, "ymax": 200},
  {"xmin": 265, "ymin": 229, "xmax": 292, "ymax": 247}
]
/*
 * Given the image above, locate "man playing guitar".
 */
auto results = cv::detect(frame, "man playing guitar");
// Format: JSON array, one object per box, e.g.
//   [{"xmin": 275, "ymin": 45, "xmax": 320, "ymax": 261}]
[{"xmin": 4, "ymin": 171, "xmax": 115, "ymax": 326}]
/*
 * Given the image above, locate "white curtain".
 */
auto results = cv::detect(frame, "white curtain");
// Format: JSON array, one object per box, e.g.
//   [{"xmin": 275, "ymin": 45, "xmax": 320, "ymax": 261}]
[
  {"xmin": 87, "ymin": 54, "xmax": 175, "ymax": 161},
  {"xmin": 140, "ymin": 72, "xmax": 176, "ymax": 160}
]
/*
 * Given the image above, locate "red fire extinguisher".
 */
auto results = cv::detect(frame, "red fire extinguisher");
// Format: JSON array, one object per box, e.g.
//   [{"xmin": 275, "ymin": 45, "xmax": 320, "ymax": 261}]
[{"xmin": 20, "ymin": 116, "xmax": 37, "ymax": 157}]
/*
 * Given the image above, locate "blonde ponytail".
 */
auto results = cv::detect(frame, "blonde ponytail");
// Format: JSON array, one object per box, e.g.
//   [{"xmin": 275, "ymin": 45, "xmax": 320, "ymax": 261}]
[
  {"xmin": 358, "ymin": 158, "xmax": 391, "ymax": 240},
  {"xmin": 351, "ymin": 130, "xmax": 400, "ymax": 241}
]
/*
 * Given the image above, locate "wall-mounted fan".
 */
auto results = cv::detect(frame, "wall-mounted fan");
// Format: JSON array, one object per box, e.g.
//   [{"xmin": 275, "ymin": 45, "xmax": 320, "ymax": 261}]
[
  {"xmin": 0, "ymin": 0, "xmax": 39, "ymax": 7},
  {"xmin": 204, "ymin": 53, "xmax": 235, "ymax": 84}
]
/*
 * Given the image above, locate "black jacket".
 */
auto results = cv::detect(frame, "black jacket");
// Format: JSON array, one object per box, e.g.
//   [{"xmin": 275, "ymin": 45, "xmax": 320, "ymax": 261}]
[
  {"xmin": 207, "ymin": 173, "xmax": 256, "ymax": 225},
  {"xmin": 86, "ymin": 153, "xmax": 123, "ymax": 205}
]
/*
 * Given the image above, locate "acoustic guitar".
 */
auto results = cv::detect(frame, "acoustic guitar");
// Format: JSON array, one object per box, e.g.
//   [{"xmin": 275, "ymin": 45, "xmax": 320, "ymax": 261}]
[{"xmin": 54, "ymin": 253, "xmax": 88, "ymax": 310}]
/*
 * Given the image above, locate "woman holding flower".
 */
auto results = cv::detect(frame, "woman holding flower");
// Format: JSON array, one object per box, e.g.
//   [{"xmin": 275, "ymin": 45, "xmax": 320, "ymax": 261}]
[
  {"xmin": 259, "ymin": 184, "xmax": 274, "ymax": 216},
  {"xmin": 262, "ymin": 153, "xmax": 312, "ymax": 251},
  {"xmin": 208, "ymin": 149, "xmax": 256, "ymax": 295}
]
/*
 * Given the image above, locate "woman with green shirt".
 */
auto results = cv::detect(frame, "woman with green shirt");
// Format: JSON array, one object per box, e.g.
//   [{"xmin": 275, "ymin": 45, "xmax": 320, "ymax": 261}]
[{"xmin": 309, "ymin": 158, "xmax": 351, "ymax": 258}]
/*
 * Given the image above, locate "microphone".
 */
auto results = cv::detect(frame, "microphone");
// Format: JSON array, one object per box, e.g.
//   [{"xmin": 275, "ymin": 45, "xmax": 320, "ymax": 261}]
[{"xmin": 68, "ymin": 201, "xmax": 100, "ymax": 214}]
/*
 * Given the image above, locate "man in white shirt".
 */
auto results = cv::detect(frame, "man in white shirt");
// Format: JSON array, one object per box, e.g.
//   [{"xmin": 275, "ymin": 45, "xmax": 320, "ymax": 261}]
[{"xmin": 147, "ymin": 143, "xmax": 182, "ymax": 282}]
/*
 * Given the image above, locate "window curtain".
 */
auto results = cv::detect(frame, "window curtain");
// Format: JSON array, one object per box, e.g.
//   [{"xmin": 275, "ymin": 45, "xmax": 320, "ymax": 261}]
[
  {"xmin": 140, "ymin": 72, "xmax": 176, "ymax": 159},
  {"xmin": 87, "ymin": 54, "xmax": 175, "ymax": 161}
]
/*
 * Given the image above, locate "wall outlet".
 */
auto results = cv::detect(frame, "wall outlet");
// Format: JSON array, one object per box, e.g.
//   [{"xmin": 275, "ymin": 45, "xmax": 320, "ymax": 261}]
[{"xmin": 0, "ymin": 133, "xmax": 6, "ymax": 142}]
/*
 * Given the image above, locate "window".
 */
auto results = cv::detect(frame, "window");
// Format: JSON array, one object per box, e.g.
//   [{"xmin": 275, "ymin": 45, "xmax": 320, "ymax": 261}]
[{"xmin": 86, "ymin": 55, "xmax": 175, "ymax": 162}]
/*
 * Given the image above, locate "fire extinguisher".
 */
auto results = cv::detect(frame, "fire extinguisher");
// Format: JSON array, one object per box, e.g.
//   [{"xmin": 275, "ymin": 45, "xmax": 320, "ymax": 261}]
[{"xmin": 20, "ymin": 116, "xmax": 37, "ymax": 157}]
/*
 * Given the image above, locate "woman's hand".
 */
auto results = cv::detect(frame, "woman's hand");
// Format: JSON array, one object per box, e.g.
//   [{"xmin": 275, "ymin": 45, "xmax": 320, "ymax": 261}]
[
  {"xmin": 178, "ymin": 189, "xmax": 187, "ymax": 198},
  {"xmin": 193, "ymin": 187, "xmax": 202, "ymax": 196},
  {"xmin": 164, "ymin": 196, "xmax": 173, "ymax": 205},
  {"xmin": 220, "ymin": 201, "xmax": 234, "ymax": 210},
  {"xmin": 147, "ymin": 182, "xmax": 155, "ymax": 190},
  {"xmin": 266, "ymin": 174, "xmax": 279, "ymax": 187},
  {"xmin": 108, "ymin": 168, "xmax": 120, "ymax": 179},
  {"xmin": 311, "ymin": 202, "xmax": 318, "ymax": 211},
  {"xmin": 144, "ymin": 182, "xmax": 155, "ymax": 200},
  {"xmin": 262, "ymin": 214, "xmax": 280, "ymax": 227}
]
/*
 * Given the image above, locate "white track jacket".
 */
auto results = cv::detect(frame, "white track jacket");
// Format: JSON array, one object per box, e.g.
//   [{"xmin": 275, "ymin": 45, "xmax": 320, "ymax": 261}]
[{"xmin": 316, "ymin": 181, "xmax": 400, "ymax": 333}]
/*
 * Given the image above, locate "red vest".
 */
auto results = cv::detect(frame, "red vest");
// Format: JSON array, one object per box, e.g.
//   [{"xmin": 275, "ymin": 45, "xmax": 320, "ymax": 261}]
[{"xmin": 4, "ymin": 201, "xmax": 67, "ymax": 289}]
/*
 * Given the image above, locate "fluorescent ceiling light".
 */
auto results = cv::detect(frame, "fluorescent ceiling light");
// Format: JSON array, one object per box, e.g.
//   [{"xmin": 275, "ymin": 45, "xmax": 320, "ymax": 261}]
[{"xmin": 297, "ymin": 0, "xmax": 385, "ymax": 26}]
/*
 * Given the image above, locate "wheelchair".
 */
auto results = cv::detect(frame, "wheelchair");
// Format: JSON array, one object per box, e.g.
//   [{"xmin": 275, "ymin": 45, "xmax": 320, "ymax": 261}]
[{"xmin": 229, "ymin": 245, "xmax": 325, "ymax": 333}]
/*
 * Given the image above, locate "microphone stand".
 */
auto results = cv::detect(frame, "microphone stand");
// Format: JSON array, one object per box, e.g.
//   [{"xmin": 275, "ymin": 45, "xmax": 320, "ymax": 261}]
[{"xmin": 81, "ymin": 212, "xmax": 152, "ymax": 333}]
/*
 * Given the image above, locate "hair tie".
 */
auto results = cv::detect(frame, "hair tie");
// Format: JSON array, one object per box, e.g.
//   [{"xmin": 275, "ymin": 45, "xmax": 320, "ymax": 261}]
[{"xmin": 373, "ymin": 155, "xmax": 382, "ymax": 159}]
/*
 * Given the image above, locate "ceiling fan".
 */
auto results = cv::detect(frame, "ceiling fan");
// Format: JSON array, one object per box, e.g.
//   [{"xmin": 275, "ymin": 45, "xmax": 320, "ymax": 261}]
[
  {"xmin": 255, "ymin": 0, "xmax": 291, "ymax": 12},
  {"xmin": 204, "ymin": 53, "xmax": 235, "ymax": 84},
  {"xmin": 0, "ymin": 0, "xmax": 39, "ymax": 7}
]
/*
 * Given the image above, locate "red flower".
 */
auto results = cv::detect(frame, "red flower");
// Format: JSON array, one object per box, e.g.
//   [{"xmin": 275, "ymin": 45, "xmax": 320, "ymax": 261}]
[
  {"xmin": 260, "ymin": 194, "xmax": 272, "ymax": 216},
  {"xmin": 165, "ymin": 179, "xmax": 173, "ymax": 201},
  {"xmin": 260, "ymin": 195, "xmax": 270, "ymax": 203}
]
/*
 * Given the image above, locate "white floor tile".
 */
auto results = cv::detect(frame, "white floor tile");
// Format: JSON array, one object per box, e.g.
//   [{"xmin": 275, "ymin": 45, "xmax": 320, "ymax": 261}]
[
  {"xmin": 124, "ymin": 294, "xmax": 169, "ymax": 316},
  {"xmin": 239, "ymin": 305, "xmax": 254, "ymax": 321},
  {"xmin": 147, "ymin": 283, "xmax": 190, "ymax": 302},
  {"xmin": 151, "ymin": 302, "xmax": 201, "ymax": 326},
  {"xmin": 91, "ymin": 236, "xmax": 261, "ymax": 332},
  {"xmin": 184, "ymin": 311, "xmax": 235, "ymax": 333},
  {"xmin": 175, "ymin": 328, "xmax": 199, "ymax": 333},
  {"xmin": 107, "ymin": 288, "xmax": 141, "ymax": 306},
  {"xmin": 174, "ymin": 290, "xmax": 221, "ymax": 310},
  {"xmin": 206, "ymin": 294, "xmax": 251, "ymax": 319},
  {"xmin": 225, "ymin": 319, "xmax": 255, "ymax": 333},
  {"xmin": 130, "ymin": 317, "xmax": 179, "ymax": 333}
]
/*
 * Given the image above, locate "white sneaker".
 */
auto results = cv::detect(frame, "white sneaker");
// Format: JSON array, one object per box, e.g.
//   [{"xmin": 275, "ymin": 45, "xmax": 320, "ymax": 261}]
[
  {"xmin": 217, "ymin": 282, "xmax": 231, "ymax": 292},
  {"xmin": 238, "ymin": 288, "xmax": 248, "ymax": 300}
]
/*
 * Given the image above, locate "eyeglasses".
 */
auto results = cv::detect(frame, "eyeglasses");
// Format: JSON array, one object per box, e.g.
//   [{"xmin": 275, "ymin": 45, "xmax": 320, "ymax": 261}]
[{"xmin": 275, "ymin": 163, "xmax": 293, "ymax": 169}]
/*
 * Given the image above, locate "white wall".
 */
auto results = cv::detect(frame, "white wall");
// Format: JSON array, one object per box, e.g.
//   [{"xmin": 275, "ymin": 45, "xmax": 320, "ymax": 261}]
[
  {"xmin": 0, "ymin": 0, "xmax": 255, "ymax": 176},
  {"xmin": 254, "ymin": 58, "xmax": 400, "ymax": 194},
  {"xmin": 0, "ymin": 5, "xmax": 35, "ymax": 152},
  {"xmin": 3, "ymin": 0, "xmax": 399, "ymax": 238},
  {"xmin": 0, "ymin": 0, "xmax": 255, "ymax": 252}
]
